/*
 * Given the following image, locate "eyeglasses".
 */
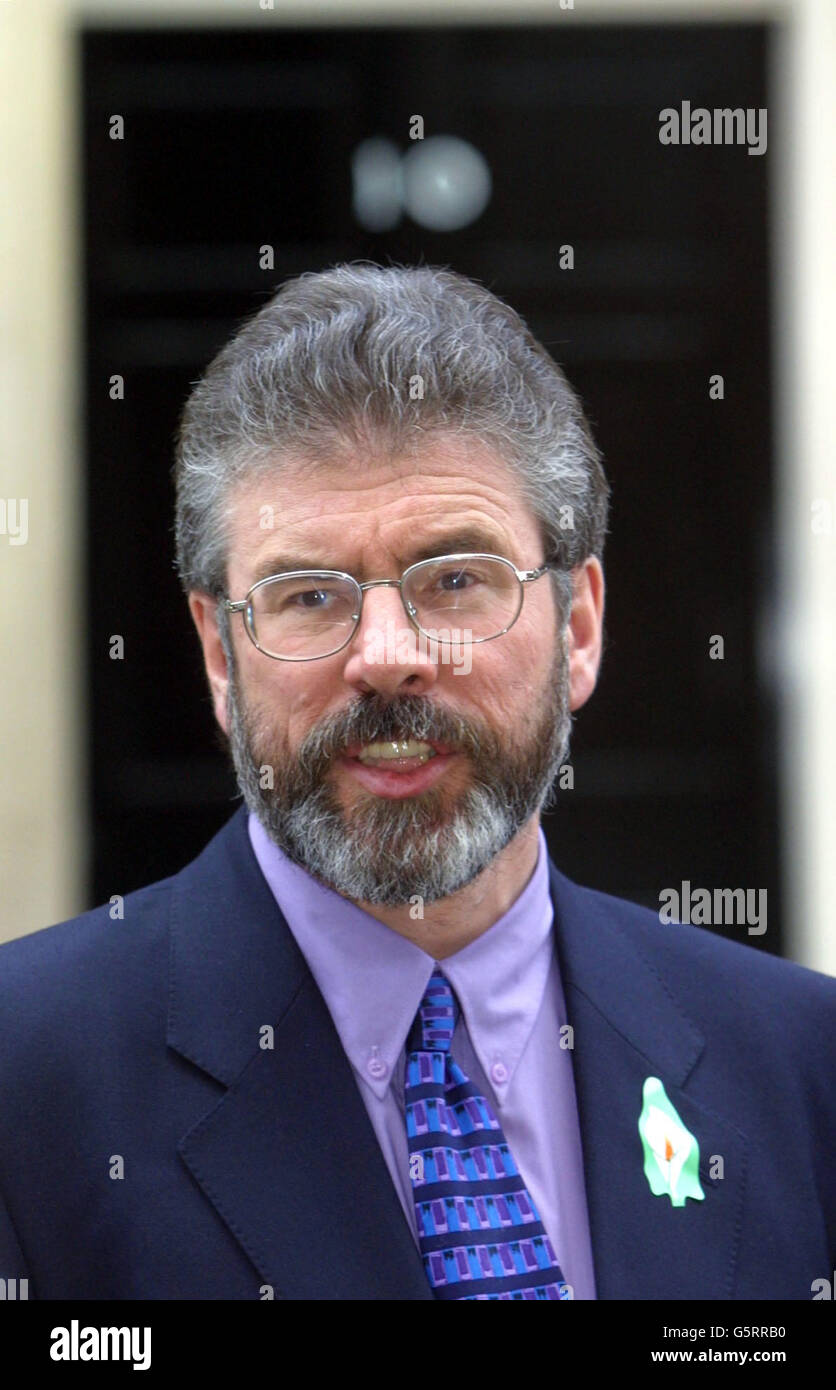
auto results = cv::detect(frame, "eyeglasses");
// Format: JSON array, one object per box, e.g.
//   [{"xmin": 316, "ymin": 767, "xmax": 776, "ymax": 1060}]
[{"xmin": 223, "ymin": 552, "xmax": 557, "ymax": 662}]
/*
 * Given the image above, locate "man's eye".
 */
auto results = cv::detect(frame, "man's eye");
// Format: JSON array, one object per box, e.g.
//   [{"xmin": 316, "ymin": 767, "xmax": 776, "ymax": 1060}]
[{"xmin": 288, "ymin": 588, "xmax": 330, "ymax": 609}]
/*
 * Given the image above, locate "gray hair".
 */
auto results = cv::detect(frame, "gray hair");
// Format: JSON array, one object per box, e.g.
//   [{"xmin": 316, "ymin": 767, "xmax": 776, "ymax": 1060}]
[{"xmin": 174, "ymin": 262, "xmax": 609, "ymax": 621}]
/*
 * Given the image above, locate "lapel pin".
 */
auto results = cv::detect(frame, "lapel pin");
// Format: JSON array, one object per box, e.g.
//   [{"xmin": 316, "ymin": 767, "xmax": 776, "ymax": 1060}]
[{"xmin": 638, "ymin": 1076, "xmax": 705, "ymax": 1207}]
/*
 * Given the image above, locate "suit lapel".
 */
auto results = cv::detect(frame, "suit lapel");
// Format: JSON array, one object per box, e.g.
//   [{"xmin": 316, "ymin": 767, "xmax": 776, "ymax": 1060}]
[
  {"xmin": 167, "ymin": 808, "xmax": 432, "ymax": 1299},
  {"xmin": 548, "ymin": 859, "xmax": 747, "ymax": 1299}
]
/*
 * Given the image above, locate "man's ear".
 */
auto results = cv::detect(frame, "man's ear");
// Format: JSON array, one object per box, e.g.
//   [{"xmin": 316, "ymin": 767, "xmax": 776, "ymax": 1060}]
[
  {"xmin": 566, "ymin": 557, "xmax": 605, "ymax": 713},
  {"xmin": 188, "ymin": 591, "xmax": 231, "ymax": 736}
]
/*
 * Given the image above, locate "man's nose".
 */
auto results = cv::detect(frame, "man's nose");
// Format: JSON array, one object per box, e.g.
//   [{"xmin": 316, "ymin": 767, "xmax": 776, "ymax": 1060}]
[{"xmin": 339, "ymin": 584, "xmax": 441, "ymax": 692}]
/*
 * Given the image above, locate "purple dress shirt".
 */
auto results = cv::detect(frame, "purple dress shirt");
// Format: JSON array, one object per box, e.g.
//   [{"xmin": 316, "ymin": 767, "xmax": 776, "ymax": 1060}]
[{"xmin": 248, "ymin": 811, "xmax": 597, "ymax": 1299}]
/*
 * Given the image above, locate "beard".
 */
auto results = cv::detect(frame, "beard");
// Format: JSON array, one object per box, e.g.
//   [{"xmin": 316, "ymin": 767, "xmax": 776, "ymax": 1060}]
[{"xmin": 224, "ymin": 632, "xmax": 572, "ymax": 907}]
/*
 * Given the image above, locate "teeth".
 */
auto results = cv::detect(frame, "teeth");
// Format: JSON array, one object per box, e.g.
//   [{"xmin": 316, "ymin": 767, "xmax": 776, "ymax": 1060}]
[{"xmin": 357, "ymin": 739, "xmax": 436, "ymax": 765}]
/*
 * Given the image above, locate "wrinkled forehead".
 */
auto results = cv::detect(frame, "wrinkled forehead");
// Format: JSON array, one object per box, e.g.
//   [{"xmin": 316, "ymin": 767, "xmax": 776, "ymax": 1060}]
[{"xmin": 221, "ymin": 440, "xmax": 544, "ymax": 588}]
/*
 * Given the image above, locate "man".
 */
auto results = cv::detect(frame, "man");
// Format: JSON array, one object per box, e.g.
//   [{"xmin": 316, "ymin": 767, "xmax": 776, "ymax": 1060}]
[{"xmin": 1, "ymin": 264, "xmax": 834, "ymax": 1301}]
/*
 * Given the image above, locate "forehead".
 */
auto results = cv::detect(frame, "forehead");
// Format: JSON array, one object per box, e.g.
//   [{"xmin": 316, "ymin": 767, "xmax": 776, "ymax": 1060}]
[{"xmin": 225, "ymin": 436, "xmax": 542, "ymax": 583}]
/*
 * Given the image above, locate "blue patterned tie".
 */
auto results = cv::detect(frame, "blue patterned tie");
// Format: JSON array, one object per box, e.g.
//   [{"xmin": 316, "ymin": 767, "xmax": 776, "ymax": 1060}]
[{"xmin": 405, "ymin": 969, "xmax": 572, "ymax": 1300}]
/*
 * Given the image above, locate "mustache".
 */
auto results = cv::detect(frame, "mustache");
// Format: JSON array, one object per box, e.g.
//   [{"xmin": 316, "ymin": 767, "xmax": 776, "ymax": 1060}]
[{"xmin": 293, "ymin": 692, "xmax": 488, "ymax": 779}]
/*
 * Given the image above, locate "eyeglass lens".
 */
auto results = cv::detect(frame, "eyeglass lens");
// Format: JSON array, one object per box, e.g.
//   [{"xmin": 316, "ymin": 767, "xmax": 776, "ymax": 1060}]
[{"xmin": 247, "ymin": 556, "xmax": 522, "ymax": 659}]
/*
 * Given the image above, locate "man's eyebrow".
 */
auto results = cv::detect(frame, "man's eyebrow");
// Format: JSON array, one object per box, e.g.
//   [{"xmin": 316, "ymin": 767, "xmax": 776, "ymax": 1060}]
[{"xmin": 246, "ymin": 528, "xmax": 512, "ymax": 586}]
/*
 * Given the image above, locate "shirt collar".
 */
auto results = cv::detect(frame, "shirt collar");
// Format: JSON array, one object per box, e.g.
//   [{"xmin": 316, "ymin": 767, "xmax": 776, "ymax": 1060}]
[{"xmin": 248, "ymin": 813, "xmax": 554, "ymax": 1101}]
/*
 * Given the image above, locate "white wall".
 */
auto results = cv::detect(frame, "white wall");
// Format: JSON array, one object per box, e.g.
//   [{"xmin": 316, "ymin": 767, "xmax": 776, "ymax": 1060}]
[{"xmin": 1, "ymin": 0, "xmax": 833, "ymax": 973}]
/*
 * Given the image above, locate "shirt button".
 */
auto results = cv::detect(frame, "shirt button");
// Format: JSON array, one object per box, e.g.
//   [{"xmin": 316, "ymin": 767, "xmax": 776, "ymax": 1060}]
[
  {"xmin": 367, "ymin": 1056, "xmax": 388, "ymax": 1080},
  {"xmin": 491, "ymin": 1061, "xmax": 508, "ymax": 1085}
]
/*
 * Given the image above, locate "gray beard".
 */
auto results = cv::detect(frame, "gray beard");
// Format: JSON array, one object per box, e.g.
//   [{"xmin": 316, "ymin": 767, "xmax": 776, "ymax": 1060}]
[{"xmin": 225, "ymin": 635, "xmax": 571, "ymax": 907}]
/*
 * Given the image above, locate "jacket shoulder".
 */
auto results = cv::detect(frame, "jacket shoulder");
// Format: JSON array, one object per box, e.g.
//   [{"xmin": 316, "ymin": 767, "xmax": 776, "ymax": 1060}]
[
  {"xmin": 551, "ymin": 863, "xmax": 836, "ymax": 1032},
  {"xmin": 0, "ymin": 874, "xmax": 174, "ymax": 974},
  {"xmin": 0, "ymin": 875, "xmax": 176, "ymax": 1062},
  {"xmin": 0, "ymin": 808, "xmax": 250, "ymax": 1003}
]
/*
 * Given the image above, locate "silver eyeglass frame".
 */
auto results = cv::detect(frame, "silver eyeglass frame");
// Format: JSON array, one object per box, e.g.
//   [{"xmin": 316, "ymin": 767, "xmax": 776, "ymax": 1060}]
[{"xmin": 223, "ymin": 552, "xmax": 557, "ymax": 662}]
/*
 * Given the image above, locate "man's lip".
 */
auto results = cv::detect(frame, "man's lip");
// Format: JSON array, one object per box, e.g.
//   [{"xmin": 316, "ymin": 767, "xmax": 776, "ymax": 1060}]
[{"xmin": 341, "ymin": 738, "xmax": 456, "ymax": 759}]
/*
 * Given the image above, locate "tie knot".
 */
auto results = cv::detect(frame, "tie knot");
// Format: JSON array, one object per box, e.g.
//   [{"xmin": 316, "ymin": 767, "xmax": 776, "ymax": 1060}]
[{"xmin": 409, "ymin": 970, "xmax": 459, "ymax": 1053}]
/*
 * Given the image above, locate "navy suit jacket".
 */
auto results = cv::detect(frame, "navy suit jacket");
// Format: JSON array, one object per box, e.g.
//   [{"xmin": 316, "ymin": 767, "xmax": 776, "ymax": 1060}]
[{"xmin": 1, "ymin": 806, "xmax": 834, "ymax": 1300}]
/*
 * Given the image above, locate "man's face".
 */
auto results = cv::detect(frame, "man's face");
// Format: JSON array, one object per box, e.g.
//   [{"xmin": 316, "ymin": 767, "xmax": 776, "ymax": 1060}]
[{"xmin": 196, "ymin": 436, "xmax": 594, "ymax": 907}]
